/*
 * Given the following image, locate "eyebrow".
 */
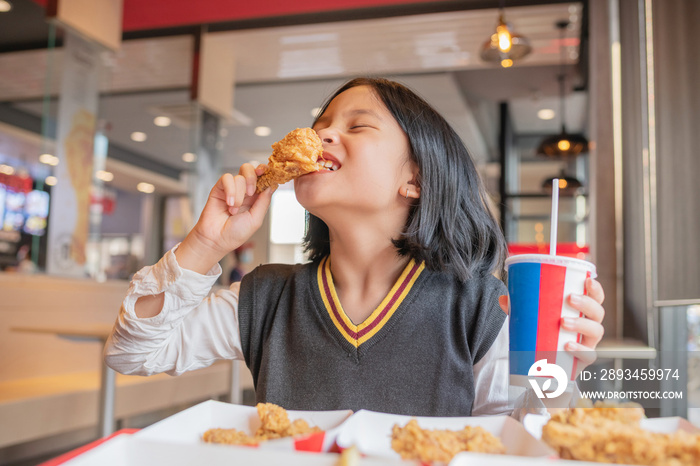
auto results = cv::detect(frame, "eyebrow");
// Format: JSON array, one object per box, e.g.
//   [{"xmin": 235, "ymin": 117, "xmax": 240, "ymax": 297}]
[{"xmin": 314, "ymin": 108, "xmax": 383, "ymax": 126}]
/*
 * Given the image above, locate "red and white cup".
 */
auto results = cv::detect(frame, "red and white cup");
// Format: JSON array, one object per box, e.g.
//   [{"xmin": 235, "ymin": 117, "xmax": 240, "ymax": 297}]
[{"xmin": 506, "ymin": 254, "xmax": 597, "ymax": 389}]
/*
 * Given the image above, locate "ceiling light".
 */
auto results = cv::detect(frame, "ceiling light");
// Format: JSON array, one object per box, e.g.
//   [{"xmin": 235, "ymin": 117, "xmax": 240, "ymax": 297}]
[
  {"xmin": 542, "ymin": 171, "xmax": 583, "ymax": 196},
  {"xmin": 96, "ymin": 170, "xmax": 114, "ymax": 182},
  {"xmin": 536, "ymin": 21, "xmax": 589, "ymax": 157},
  {"xmin": 0, "ymin": 164, "xmax": 15, "ymax": 175},
  {"xmin": 39, "ymin": 153, "xmax": 59, "ymax": 166},
  {"xmin": 153, "ymin": 116, "xmax": 171, "ymax": 127},
  {"xmin": 137, "ymin": 182, "xmax": 155, "ymax": 193},
  {"xmin": 182, "ymin": 152, "xmax": 197, "ymax": 163},
  {"xmin": 537, "ymin": 109, "xmax": 556, "ymax": 120},
  {"xmin": 0, "ymin": 1, "xmax": 12, "ymax": 13},
  {"xmin": 254, "ymin": 126, "xmax": 271, "ymax": 137},
  {"xmin": 130, "ymin": 131, "xmax": 147, "ymax": 142},
  {"xmin": 45, "ymin": 176, "xmax": 57, "ymax": 186},
  {"xmin": 480, "ymin": 8, "xmax": 532, "ymax": 67}
]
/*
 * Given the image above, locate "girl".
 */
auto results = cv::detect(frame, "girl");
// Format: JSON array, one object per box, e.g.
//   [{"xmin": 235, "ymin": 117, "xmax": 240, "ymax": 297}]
[{"xmin": 105, "ymin": 78, "xmax": 605, "ymax": 416}]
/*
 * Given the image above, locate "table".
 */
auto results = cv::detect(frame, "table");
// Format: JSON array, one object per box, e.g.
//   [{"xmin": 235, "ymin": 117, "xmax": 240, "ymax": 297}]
[
  {"xmin": 596, "ymin": 338, "xmax": 657, "ymax": 360},
  {"xmin": 12, "ymin": 324, "xmax": 118, "ymax": 438},
  {"xmin": 595, "ymin": 338, "xmax": 657, "ymax": 392},
  {"xmin": 11, "ymin": 324, "xmax": 242, "ymax": 437}
]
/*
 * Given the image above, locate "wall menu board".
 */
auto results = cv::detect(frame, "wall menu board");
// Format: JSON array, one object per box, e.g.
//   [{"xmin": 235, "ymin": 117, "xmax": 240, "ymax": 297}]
[
  {"xmin": 24, "ymin": 190, "xmax": 50, "ymax": 236},
  {"xmin": 0, "ymin": 182, "xmax": 50, "ymax": 237}
]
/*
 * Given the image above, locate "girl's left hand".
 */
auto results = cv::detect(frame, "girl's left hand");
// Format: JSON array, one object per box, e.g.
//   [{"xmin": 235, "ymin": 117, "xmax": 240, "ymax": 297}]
[{"xmin": 498, "ymin": 277, "xmax": 605, "ymax": 371}]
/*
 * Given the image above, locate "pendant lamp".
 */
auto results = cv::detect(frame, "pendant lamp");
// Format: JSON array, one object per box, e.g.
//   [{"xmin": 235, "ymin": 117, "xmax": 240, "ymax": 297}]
[
  {"xmin": 536, "ymin": 21, "xmax": 589, "ymax": 157},
  {"xmin": 542, "ymin": 170, "xmax": 583, "ymax": 196},
  {"xmin": 480, "ymin": 3, "xmax": 532, "ymax": 68}
]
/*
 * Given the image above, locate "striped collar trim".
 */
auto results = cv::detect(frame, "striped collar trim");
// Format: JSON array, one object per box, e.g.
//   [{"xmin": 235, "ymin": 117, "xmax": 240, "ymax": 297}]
[{"xmin": 317, "ymin": 256, "xmax": 425, "ymax": 348}]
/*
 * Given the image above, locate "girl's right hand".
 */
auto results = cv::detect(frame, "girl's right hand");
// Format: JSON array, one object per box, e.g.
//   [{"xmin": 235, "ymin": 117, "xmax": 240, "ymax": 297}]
[{"xmin": 175, "ymin": 163, "xmax": 274, "ymax": 274}]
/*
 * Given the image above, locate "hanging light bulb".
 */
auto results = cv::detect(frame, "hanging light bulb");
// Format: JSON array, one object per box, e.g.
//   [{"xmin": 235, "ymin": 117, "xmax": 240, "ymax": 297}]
[
  {"xmin": 536, "ymin": 21, "xmax": 589, "ymax": 157},
  {"xmin": 496, "ymin": 16, "xmax": 513, "ymax": 52},
  {"xmin": 480, "ymin": 7, "xmax": 532, "ymax": 67},
  {"xmin": 542, "ymin": 170, "xmax": 583, "ymax": 196}
]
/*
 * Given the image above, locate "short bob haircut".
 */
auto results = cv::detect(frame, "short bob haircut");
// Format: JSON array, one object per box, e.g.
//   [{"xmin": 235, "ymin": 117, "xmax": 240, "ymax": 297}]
[{"xmin": 302, "ymin": 77, "xmax": 507, "ymax": 282}]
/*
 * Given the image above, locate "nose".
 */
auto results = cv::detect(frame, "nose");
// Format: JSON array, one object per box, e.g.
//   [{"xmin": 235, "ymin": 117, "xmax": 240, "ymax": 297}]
[{"xmin": 315, "ymin": 127, "xmax": 339, "ymax": 145}]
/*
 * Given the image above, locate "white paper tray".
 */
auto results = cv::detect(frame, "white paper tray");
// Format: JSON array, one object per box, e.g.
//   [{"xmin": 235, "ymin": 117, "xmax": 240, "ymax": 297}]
[
  {"xmin": 60, "ymin": 435, "xmax": 406, "ymax": 466},
  {"xmin": 335, "ymin": 409, "xmax": 554, "ymax": 460},
  {"xmin": 134, "ymin": 399, "xmax": 353, "ymax": 452}
]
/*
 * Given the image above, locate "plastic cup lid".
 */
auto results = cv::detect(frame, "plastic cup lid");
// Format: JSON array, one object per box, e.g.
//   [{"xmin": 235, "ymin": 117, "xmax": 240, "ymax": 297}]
[{"xmin": 505, "ymin": 254, "xmax": 597, "ymax": 277}]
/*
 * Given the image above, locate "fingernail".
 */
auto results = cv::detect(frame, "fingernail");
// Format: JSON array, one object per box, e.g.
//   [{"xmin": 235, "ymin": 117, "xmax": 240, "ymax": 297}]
[
  {"xmin": 227, "ymin": 196, "xmax": 234, "ymax": 206},
  {"xmin": 565, "ymin": 342, "xmax": 578, "ymax": 352},
  {"xmin": 247, "ymin": 185, "xmax": 255, "ymax": 196},
  {"xmin": 570, "ymin": 294, "xmax": 582, "ymax": 304},
  {"xmin": 562, "ymin": 317, "xmax": 576, "ymax": 329}
]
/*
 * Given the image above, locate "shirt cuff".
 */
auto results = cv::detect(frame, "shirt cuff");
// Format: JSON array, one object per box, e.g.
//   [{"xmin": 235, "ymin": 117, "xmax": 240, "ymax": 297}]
[{"xmin": 124, "ymin": 243, "xmax": 222, "ymax": 319}]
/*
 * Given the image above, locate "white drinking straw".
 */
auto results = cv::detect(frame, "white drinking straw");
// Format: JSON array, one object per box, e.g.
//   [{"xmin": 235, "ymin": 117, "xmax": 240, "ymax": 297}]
[{"xmin": 550, "ymin": 178, "xmax": 559, "ymax": 256}]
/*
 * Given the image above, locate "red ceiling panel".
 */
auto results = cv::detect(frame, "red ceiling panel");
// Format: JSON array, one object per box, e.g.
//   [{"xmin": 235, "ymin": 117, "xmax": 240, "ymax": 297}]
[{"xmin": 32, "ymin": 0, "xmax": 447, "ymax": 32}]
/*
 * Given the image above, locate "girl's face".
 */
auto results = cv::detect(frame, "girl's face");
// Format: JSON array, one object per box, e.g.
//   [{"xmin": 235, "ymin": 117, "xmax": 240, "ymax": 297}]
[{"xmin": 295, "ymin": 85, "xmax": 416, "ymax": 219}]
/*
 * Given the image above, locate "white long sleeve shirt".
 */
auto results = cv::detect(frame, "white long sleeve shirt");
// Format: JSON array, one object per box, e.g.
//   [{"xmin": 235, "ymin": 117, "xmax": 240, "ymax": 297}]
[{"xmin": 104, "ymin": 246, "xmax": 513, "ymax": 416}]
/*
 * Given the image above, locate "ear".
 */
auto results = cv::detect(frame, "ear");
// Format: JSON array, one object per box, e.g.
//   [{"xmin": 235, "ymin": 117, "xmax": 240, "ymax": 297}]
[
  {"xmin": 401, "ymin": 160, "xmax": 421, "ymax": 199},
  {"xmin": 401, "ymin": 185, "xmax": 420, "ymax": 199}
]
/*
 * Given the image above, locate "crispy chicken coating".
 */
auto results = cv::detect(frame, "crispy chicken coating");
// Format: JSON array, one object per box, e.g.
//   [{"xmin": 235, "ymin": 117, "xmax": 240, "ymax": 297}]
[
  {"xmin": 202, "ymin": 402, "xmax": 321, "ymax": 446},
  {"xmin": 391, "ymin": 419, "xmax": 505, "ymax": 463},
  {"xmin": 255, "ymin": 127, "xmax": 324, "ymax": 193},
  {"xmin": 542, "ymin": 401, "xmax": 700, "ymax": 465}
]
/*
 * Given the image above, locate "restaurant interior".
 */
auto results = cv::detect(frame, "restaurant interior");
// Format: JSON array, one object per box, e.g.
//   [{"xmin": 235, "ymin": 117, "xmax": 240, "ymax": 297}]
[{"xmin": 0, "ymin": 0, "xmax": 698, "ymax": 464}]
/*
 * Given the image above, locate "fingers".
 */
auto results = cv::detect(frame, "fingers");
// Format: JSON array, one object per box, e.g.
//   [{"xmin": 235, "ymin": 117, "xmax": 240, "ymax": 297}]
[
  {"xmin": 568, "ymin": 292, "xmax": 605, "ymax": 324},
  {"xmin": 585, "ymin": 278, "xmax": 605, "ymax": 305},
  {"xmin": 560, "ymin": 279, "xmax": 607, "ymax": 375},
  {"xmin": 563, "ymin": 282, "xmax": 606, "ymax": 354},
  {"xmin": 247, "ymin": 186, "xmax": 277, "ymax": 226},
  {"xmin": 217, "ymin": 163, "xmax": 264, "ymax": 215},
  {"xmin": 562, "ymin": 315, "xmax": 605, "ymax": 347},
  {"xmin": 219, "ymin": 172, "xmax": 236, "ymax": 206},
  {"xmin": 239, "ymin": 163, "xmax": 258, "ymax": 196},
  {"xmin": 564, "ymin": 341, "xmax": 598, "ymax": 369}
]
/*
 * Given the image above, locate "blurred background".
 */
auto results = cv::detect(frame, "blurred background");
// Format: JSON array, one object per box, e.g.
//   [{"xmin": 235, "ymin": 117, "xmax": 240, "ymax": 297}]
[{"xmin": 0, "ymin": 0, "xmax": 698, "ymax": 464}]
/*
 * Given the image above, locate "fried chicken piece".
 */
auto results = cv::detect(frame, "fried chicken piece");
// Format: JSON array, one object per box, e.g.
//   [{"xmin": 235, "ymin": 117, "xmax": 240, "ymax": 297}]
[
  {"xmin": 255, "ymin": 402, "xmax": 292, "ymax": 438},
  {"xmin": 255, "ymin": 127, "xmax": 324, "ymax": 193},
  {"xmin": 202, "ymin": 428, "xmax": 259, "ymax": 446},
  {"xmin": 542, "ymin": 402, "xmax": 700, "ymax": 465},
  {"xmin": 202, "ymin": 402, "xmax": 321, "ymax": 446},
  {"xmin": 391, "ymin": 419, "xmax": 505, "ymax": 464}
]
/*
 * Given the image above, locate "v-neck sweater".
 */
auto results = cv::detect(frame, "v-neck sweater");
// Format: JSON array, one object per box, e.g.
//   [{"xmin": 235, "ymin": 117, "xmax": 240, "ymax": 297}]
[{"xmin": 238, "ymin": 257, "xmax": 506, "ymax": 416}]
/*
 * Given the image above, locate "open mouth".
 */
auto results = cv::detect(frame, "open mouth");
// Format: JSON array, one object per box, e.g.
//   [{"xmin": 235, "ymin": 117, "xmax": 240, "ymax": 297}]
[{"xmin": 320, "ymin": 159, "xmax": 340, "ymax": 171}]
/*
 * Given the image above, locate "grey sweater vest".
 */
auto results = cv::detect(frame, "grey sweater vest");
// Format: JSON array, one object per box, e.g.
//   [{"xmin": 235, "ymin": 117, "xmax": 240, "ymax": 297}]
[{"xmin": 238, "ymin": 259, "xmax": 506, "ymax": 416}]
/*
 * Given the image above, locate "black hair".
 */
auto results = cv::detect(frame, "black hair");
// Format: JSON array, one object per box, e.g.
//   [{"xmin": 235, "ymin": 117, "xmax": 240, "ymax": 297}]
[{"xmin": 303, "ymin": 77, "xmax": 507, "ymax": 281}]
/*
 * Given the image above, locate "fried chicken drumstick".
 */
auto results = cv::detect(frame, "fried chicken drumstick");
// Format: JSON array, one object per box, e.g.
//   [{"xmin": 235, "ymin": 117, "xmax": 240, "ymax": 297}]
[{"xmin": 255, "ymin": 127, "xmax": 324, "ymax": 193}]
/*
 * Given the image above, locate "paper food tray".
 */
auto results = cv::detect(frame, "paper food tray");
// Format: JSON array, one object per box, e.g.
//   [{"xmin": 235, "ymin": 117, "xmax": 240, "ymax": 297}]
[
  {"xmin": 449, "ymin": 451, "xmax": 612, "ymax": 466},
  {"xmin": 523, "ymin": 413, "xmax": 700, "ymax": 440},
  {"xmin": 59, "ymin": 436, "xmax": 393, "ymax": 466},
  {"xmin": 335, "ymin": 409, "xmax": 554, "ymax": 460},
  {"xmin": 134, "ymin": 399, "xmax": 352, "ymax": 452}
]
